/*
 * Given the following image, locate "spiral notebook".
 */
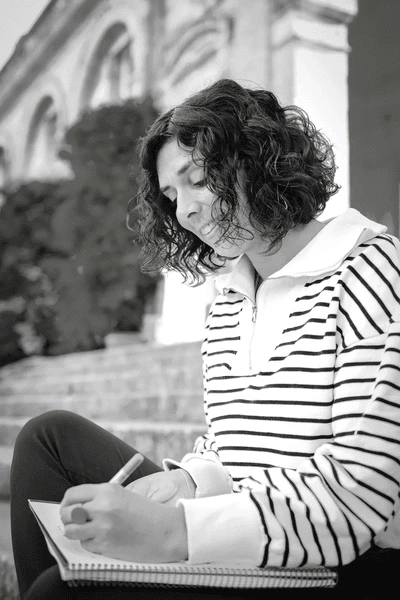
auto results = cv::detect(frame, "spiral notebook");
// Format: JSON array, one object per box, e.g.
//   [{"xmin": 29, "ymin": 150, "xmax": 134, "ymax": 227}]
[{"xmin": 29, "ymin": 499, "xmax": 338, "ymax": 589}]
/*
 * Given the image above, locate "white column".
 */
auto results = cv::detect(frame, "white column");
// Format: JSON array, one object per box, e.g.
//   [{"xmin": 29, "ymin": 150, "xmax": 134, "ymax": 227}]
[
  {"xmin": 270, "ymin": 0, "xmax": 358, "ymax": 219},
  {"xmin": 228, "ymin": 0, "xmax": 271, "ymax": 89},
  {"xmin": 155, "ymin": 271, "xmax": 216, "ymax": 345}
]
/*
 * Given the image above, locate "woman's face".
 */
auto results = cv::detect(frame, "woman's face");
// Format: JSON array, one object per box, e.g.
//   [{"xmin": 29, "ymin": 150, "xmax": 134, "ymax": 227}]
[{"xmin": 156, "ymin": 139, "xmax": 264, "ymax": 258}]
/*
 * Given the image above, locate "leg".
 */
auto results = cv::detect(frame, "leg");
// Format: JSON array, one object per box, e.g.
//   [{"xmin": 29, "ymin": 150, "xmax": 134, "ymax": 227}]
[
  {"xmin": 10, "ymin": 409, "xmax": 162, "ymax": 599},
  {"xmin": 13, "ymin": 410, "xmax": 399, "ymax": 600},
  {"xmin": 23, "ymin": 565, "xmax": 334, "ymax": 600},
  {"xmin": 336, "ymin": 545, "xmax": 400, "ymax": 600}
]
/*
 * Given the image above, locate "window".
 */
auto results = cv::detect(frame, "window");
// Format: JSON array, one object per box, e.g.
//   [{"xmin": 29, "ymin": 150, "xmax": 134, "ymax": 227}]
[
  {"xmin": 26, "ymin": 97, "xmax": 59, "ymax": 180},
  {"xmin": 0, "ymin": 147, "xmax": 7, "ymax": 207},
  {"xmin": 84, "ymin": 25, "xmax": 133, "ymax": 110}
]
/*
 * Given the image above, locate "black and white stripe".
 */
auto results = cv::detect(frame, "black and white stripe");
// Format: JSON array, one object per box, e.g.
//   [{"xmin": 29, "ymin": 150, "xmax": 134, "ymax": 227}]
[{"xmin": 194, "ymin": 233, "xmax": 400, "ymax": 567}]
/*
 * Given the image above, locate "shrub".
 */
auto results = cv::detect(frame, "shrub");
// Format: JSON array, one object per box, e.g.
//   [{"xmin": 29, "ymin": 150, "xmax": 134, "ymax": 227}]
[
  {"xmin": 0, "ymin": 99, "xmax": 160, "ymax": 364},
  {"xmin": 0, "ymin": 555, "xmax": 19, "ymax": 600}
]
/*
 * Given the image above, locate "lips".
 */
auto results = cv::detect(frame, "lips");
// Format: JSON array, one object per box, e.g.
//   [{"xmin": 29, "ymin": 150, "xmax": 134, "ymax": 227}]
[{"xmin": 199, "ymin": 221, "xmax": 216, "ymax": 236}]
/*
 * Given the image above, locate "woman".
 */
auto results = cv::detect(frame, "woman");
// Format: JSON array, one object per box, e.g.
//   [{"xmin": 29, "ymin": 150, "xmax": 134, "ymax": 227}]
[{"xmin": 11, "ymin": 78, "xmax": 400, "ymax": 599}]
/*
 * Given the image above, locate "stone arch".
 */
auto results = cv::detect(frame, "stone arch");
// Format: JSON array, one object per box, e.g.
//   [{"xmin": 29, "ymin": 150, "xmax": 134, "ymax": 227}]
[
  {"xmin": 81, "ymin": 22, "xmax": 133, "ymax": 109},
  {"xmin": 23, "ymin": 76, "xmax": 69, "ymax": 180},
  {"xmin": 0, "ymin": 132, "xmax": 14, "ymax": 191},
  {"xmin": 76, "ymin": 3, "xmax": 150, "ymax": 115},
  {"xmin": 0, "ymin": 141, "xmax": 10, "ymax": 206},
  {"xmin": 0, "ymin": 147, "xmax": 7, "ymax": 189},
  {"xmin": 25, "ymin": 96, "xmax": 58, "ymax": 179}
]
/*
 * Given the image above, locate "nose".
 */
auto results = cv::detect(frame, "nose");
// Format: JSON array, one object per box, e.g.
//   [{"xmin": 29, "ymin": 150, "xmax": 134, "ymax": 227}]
[{"xmin": 175, "ymin": 191, "xmax": 201, "ymax": 226}]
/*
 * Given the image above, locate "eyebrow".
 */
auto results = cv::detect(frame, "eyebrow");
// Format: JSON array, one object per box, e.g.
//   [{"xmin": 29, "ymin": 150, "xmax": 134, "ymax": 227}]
[{"xmin": 160, "ymin": 160, "xmax": 193, "ymax": 193}]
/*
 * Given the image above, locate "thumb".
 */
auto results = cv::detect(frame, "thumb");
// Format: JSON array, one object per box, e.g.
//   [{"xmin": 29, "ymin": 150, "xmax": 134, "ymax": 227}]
[
  {"xmin": 126, "ymin": 477, "xmax": 152, "ymax": 496},
  {"xmin": 126, "ymin": 475, "xmax": 175, "ymax": 503}
]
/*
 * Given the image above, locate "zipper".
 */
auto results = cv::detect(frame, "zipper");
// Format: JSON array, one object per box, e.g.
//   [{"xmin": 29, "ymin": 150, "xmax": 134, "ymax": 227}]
[
  {"xmin": 252, "ymin": 304, "xmax": 257, "ymax": 322},
  {"xmin": 249, "ymin": 301, "xmax": 257, "ymax": 370},
  {"xmin": 229, "ymin": 291, "xmax": 258, "ymax": 370}
]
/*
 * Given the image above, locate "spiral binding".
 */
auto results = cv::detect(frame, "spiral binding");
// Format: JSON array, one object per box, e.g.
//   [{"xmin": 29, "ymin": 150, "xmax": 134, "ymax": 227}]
[{"xmin": 66, "ymin": 562, "xmax": 338, "ymax": 589}]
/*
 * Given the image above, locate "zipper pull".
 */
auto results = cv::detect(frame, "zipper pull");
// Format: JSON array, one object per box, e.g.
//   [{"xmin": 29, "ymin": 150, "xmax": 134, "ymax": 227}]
[{"xmin": 252, "ymin": 305, "xmax": 257, "ymax": 322}]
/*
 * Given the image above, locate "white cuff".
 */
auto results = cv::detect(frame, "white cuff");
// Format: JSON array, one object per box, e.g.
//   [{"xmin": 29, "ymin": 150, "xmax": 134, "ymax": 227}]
[
  {"xmin": 178, "ymin": 491, "xmax": 264, "ymax": 565},
  {"xmin": 163, "ymin": 453, "xmax": 232, "ymax": 498}
]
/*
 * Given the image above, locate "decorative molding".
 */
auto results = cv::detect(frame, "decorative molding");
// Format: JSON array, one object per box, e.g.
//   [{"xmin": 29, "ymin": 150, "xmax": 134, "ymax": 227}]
[
  {"xmin": 271, "ymin": 8, "xmax": 350, "ymax": 52},
  {"xmin": 271, "ymin": 0, "xmax": 358, "ymax": 24},
  {"xmin": 162, "ymin": 0, "xmax": 233, "ymax": 88},
  {"xmin": 73, "ymin": 1, "xmax": 150, "ymax": 115},
  {"xmin": 0, "ymin": 0, "xmax": 100, "ymax": 120},
  {"xmin": 164, "ymin": 19, "xmax": 227, "ymax": 85},
  {"xmin": 24, "ymin": 74, "xmax": 69, "ymax": 133},
  {"xmin": 0, "ymin": 130, "xmax": 15, "ymax": 184}
]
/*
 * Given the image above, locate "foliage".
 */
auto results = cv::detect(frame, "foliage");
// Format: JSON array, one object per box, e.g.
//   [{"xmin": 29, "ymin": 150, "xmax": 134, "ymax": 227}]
[
  {"xmin": 62, "ymin": 97, "xmax": 156, "ymax": 196},
  {"xmin": 0, "ymin": 99, "xmax": 159, "ymax": 365},
  {"xmin": 0, "ymin": 555, "xmax": 19, "ymax": 600}
]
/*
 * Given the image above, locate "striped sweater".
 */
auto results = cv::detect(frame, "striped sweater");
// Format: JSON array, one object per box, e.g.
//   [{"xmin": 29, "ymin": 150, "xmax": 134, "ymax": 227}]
[{"xmin": 166, "ymin": 208, "xmax": 400, "ymax": 568}]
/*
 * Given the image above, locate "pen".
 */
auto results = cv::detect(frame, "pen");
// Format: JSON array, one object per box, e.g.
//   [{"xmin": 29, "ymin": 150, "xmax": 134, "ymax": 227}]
[
  {"xmin": 108, "ymin": 452, "xmax": 145, "ymax": 485},
  {"xmin": 70, "ymin": 453, "xmax": 144, "ymax": 524}
]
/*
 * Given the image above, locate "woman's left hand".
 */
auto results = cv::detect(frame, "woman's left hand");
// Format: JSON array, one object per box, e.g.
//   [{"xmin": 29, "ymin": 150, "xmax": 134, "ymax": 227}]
[{"xmin": 60, "ymin": 483, "xmax": 188, "ymax": 563}]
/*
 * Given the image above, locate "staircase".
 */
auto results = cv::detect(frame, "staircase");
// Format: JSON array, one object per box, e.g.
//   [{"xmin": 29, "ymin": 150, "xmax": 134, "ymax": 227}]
[{"xmin": 0, "ymin": 340, "xmax": 205, "ymax": 499}]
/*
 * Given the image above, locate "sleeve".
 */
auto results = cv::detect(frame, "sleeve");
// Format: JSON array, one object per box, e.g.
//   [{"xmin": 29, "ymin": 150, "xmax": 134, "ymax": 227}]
[{"xmin": 179, "ymin": 235, "xmax": 400, "ymax": 567}]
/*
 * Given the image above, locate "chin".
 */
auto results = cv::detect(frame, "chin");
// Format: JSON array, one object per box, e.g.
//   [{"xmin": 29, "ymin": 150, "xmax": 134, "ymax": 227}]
[{"xmin": 213, "ymin": 245, "xmax": 242, "ymax": 259}]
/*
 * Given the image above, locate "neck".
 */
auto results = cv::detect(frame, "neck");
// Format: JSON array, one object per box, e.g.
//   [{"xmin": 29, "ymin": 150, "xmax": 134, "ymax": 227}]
[{"xmin": 247, "ymin": 219, "xmax": 326, "ymax": 281}]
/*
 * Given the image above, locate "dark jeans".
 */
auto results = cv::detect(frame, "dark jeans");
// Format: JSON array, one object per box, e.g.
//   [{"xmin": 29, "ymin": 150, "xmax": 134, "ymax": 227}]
[{"xmin": 10, "ymin": 410, "xmax": 399, "ymax": 599}]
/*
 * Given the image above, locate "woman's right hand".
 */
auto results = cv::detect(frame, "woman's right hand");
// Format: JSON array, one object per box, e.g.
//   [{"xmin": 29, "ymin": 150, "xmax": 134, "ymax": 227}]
[{"xmin": 126, "ymin": 469, "xmax": 196, "ymax": 506}]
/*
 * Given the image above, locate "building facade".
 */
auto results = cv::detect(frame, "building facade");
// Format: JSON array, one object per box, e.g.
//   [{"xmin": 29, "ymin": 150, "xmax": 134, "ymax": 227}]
[{"xmin": 2, "ymin": 0, "xmax": 396, "ymax": 345}]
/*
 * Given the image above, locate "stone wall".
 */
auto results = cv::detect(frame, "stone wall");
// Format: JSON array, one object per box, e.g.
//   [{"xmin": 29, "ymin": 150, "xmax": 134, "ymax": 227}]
[{"xmin": 348, "ymin": 0, "xmax": 400, "ymax": 237}]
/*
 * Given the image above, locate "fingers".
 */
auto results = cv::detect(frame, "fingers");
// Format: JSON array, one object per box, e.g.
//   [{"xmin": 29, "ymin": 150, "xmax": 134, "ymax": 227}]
[
  {"xmin": 127, "ymin": 472, "xmax": 192, "ymax": 504},
  {"xmin": 176, "ymin": 469, "xmax": 196, "ymax": 498},
  {"xmin": 64, "ymin": 520, "xmax": 96, "ymax": 542},
  {"xmin": 71, "ymin": 506, "xmax": 89, "ymax": 524},
  {"xmin": 61, "ymin": 482, "xmax": 122, "ymax": 529},
  {"xmin": 126, "ymin": 478, "xmax": 150, "ymax": 494},
  {"xmin": 80, "ymin": 538, "xmax": 104, "ymax": 554},
  {"xmin": 60, "ymin": 483, "xmax": 101, "ymax": 510},
  {"xmin": 60, "ymin": 503, "xmax": 89, "ymax": 525},
  {"xmin": 61, "ymin": 501, "xmax": 97, "ymax": 542}
]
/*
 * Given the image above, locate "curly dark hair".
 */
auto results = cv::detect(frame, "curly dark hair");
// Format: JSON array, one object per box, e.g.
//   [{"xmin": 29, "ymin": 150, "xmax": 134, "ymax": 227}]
[{"xmin": 128, "ymin": 78, "xmax": 340, "ymax": 284}]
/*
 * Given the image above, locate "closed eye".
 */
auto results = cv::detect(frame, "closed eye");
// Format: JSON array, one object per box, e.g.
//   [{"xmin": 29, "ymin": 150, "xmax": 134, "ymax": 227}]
[{"xmin": 192, "ymin": 179, "xmax": 206, "ymax": 188}]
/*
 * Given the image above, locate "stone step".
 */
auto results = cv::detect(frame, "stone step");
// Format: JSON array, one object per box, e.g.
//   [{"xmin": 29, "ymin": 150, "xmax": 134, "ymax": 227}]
[
  {"xmin": 0, "ymin": 365, "xmax": 202, "ymax": 397},
  {"xmin": 0, "ymin": 416, "xmax": 205, "ymax": 500},
  {"xmin": 0, "ymin": 341, "xmax": 206, "ymax": 501},
  {"xmin": 0, "ymin": 341, "xmax": 202, "ymax": 379},
  {"xmin": 0, "ymin": 411, "xmax": 206, "ymax": 500},
  {"xmin": 0, "ymin": 446, "xmax": 14, "ymax": 500},
  {"xmin": 0, "ymin": 416, "xmax": 205, "ymax": 465},
  {"xmin": 0, "ymin": 391, "xmax": 205, "ymax": 422}
]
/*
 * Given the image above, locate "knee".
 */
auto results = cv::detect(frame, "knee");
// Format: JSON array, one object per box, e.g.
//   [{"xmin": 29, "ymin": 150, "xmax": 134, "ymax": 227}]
[
  {"xmin": 24, "ymin": 565, "xmax": 67, "ymax": 600},
  {"xmin": 14, "ymin": 410, "xmax": 82, "ymax": 453}
]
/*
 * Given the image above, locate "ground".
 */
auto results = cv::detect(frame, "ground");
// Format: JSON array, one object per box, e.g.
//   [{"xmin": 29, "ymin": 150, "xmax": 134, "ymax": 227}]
[{"xmin": 0, "ymin": 502, "xmax": 12, "ymax": 557}]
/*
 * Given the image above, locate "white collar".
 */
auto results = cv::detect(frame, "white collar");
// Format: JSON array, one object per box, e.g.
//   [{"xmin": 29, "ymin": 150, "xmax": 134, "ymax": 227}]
[{"xmin": 214, "ymin": 208, "xmax": 387, "ymax": 296}]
